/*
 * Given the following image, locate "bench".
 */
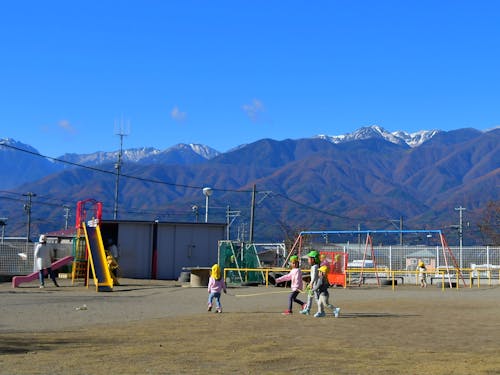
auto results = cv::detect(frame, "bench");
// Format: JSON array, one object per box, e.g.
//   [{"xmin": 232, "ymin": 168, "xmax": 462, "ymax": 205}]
[
  {"xmin": 470, "ymin": 277, "xmax": 495, "ymax": 285},
  {"xmin": 361, "ymin": 275, "xmax": 404, "ymax": 285},
  {"xmin": 182, "ymin": 266, "xmax": 211, "ymax": 287}
]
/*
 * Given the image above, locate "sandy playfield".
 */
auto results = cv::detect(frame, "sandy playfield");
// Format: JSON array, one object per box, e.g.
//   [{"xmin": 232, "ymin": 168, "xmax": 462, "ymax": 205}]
[{"xmin": 1, "ymin": 277, "xmax": 499, "ymax": 375}]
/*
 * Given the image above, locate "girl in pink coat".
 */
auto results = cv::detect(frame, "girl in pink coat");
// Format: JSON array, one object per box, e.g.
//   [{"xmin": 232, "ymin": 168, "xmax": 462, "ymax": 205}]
[
  {"xmin": 275, "ymin": 255, "xmax": 305, "ymax": 315},
  {"xmin": 207, "ymin": 264, "xmax": 227, "ymax": 313}
]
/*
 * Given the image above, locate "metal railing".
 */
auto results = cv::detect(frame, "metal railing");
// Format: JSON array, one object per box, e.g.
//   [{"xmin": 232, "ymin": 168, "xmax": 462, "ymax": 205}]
[{"xmin": 222, "ymin": 265, "xmax": 500, "ymax": 292}]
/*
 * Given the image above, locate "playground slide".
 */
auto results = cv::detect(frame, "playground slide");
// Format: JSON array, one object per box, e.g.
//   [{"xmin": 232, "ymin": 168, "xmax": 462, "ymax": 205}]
[
  {"xmin": 83, "ymin": 223, "xmax": 113, "ymax": 292},
  {"xmin": 12, "ymin": 256, "xmax": 74, "ymax": 288}
]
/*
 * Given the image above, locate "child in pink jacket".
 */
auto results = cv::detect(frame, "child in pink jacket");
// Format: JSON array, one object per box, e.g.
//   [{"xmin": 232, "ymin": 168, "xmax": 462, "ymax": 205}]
[
  {"xmin": 207, "ymin": 264, "xmax": 227, "ymax": 313},
  {"xmin": 275, "ymin": 255, "xmax": 305, "ymax": 315}
]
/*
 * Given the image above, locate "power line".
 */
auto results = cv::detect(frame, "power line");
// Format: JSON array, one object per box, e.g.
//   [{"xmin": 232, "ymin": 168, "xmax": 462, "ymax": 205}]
[
  {"xmin": 0, "ymin": 142, "xmax": 252, "ymax": 193},
  {"xmin": 1, "ymin": 142, "xmax": 428, "ymax": 230},
  {"xmin": 272, "ymin": 192, "xmax": 394, "ymax": 225},
  {"xmin": 0, "ymin": 191, "xmax": 72, "ymax": 208}
]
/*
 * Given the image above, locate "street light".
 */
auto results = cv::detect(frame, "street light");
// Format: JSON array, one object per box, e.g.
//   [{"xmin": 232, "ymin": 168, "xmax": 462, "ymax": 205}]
[{"xmin": 202, "ymin": 187, "xmax": 213, "ymax": 223}]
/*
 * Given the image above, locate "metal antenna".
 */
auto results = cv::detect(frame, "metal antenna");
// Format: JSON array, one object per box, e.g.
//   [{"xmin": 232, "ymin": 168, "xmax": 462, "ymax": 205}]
[{"xmin": 113, "ymin": 118, "xmax": 129, "ymax": 220}]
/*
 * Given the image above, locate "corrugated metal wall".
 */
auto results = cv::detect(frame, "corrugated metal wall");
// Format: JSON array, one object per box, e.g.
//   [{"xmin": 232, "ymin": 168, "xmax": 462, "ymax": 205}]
[
  {"xmin": 111, "ymin": 221, "xmax": 225, "ymax": 280},
  {"xmin": 116, "ymin": 222, "xmax": 153, "ymax": 278}
]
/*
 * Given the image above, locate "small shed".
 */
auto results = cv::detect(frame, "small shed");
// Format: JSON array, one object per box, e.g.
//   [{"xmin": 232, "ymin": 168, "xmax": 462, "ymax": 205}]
[{"xmin": 100, "ymin": 220, "xmax": 226, "ymax": 280}]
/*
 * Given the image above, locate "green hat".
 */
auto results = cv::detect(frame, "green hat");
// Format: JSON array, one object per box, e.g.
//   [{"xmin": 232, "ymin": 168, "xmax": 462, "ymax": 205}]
[
  {"xmin": 307, "ymin": 250, "xmax": 319, "ymax": 258},
  {"xmin": 289, "ymin": 255, "xmax": 298, "ymax": 262}
]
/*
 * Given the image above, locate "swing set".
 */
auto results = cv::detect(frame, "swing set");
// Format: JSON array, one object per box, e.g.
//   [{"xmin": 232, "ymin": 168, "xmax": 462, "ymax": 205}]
[{"xmin": 284, "ymin": 229, "xmax": 465, "ymax": 288}]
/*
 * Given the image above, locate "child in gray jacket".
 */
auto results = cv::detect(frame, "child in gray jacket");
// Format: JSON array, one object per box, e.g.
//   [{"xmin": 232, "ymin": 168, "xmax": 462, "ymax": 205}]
[{"xmin": 312, "ymin": 266, "xmax": 340, "ymax": 318}]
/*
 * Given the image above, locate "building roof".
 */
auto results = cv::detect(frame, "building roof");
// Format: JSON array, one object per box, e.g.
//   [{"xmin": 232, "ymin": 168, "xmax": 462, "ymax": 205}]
[
  {"xmin": 45, "ymin": 228, "xmax": 77, "ymax": 238},
  {"xmin": 407, "ymin": 249, "xmax": 436, "ymax": 258}
]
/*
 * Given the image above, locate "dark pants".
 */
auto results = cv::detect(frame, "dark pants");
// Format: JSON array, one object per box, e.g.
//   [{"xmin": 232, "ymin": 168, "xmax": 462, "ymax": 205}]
[
  {"xmin": 288, "ymin": 290, "xmax": 304, "ymax": 312},
  {"xmin": 39, "ymin": 267, "xmax": 58, "ymax": 286}
]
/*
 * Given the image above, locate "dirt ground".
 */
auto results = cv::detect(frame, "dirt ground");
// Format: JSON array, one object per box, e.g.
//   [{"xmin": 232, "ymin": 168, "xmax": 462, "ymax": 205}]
[{"xmin": 1, "ymin": 278, "xmax": 500, "ymax": 375}]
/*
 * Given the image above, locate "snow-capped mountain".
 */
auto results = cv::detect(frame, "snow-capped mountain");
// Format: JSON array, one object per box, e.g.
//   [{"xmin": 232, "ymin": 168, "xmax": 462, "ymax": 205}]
[
  {"xmin": 58, "ymin": 147, "xmax": 160, "ymax": 165},
  {"xmin": 1, "ymin": 127, "xmax": 498, "ymax": 246},
  {"xmin": 184, "ymin": 144, "xmax": 220, "ymax": 159},
  {"xmin": 0, "ymin": 127, "xmax": 441, "ymax": 188},
  {"xmin": 2, "ymin": 126, "xmax": 439, "ymax": 173},
  {"xmin": 316, "ymin": 125, "xmax": 441, "ymax": 148},
  {"xmin": 58, "ymin": 143, "xmax": 220, "ymax": 166},
  {"xmin": 0, "ymin": 137, "xmax": 43, "ymax": 154}
]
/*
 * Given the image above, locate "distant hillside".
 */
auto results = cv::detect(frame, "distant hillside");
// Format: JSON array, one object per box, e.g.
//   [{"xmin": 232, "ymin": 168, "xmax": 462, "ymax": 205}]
[
  {"xmin": 0, "ymin": 127, "xmax": 498, "ymax": 244},
  {"xmin": 0, "ymin": 139, "xmax": 60, "ymax": 189}
]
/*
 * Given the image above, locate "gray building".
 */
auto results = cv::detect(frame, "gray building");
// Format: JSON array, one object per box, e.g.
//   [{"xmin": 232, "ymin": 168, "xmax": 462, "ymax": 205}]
[{"xmin": 100, "ymin": 220, "xmax": 225, "ymax": 280}]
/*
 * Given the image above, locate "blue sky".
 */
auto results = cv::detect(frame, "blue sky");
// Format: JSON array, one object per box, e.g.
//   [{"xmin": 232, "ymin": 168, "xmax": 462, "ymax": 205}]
[{"xmin": 1, "ymin": 1, "xmax": 499, "ymax": 157}]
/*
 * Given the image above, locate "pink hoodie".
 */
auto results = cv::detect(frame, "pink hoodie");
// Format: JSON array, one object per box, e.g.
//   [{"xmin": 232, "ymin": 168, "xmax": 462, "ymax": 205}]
[
  {"xmin": 275, "ymin": 268, "xmax": 303, "ymax": 292},
  {"xmin": 208, "ymin": 277, "xmax": 226, "ymax": 294}
]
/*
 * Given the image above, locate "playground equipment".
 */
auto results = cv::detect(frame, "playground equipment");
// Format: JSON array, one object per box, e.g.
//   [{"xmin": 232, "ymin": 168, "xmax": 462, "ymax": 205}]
[
  {"xmin": 72, "ymin": 199, "xmax": 114, "ymax": 292},
  {"xmin": 11, "ymin": 255, "xmax": 74, "ymax": 288},
  {"xmin": 285, "ymin": 229, "xmax": 465, "ymax": 288},
  {"xmin": 319, "ymin": 251, "xmax": 348, "ymax": 287},
  {"xmin": 218, "ymin": 240, "xmax": 265, "ymax": 285}
]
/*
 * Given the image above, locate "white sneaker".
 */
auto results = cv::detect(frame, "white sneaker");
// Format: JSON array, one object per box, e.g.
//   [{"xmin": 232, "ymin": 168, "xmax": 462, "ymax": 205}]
[
  {"xmin": 334, "ymin": 307, "xmax": 341, "ymax": 318},
  {"xmin": 39, "ymin": 285, "xmax": 45, "ymax": 289}
]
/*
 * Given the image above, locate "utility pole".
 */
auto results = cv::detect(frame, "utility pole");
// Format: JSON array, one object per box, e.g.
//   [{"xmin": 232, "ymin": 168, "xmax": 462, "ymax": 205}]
[
  {"xmin": 114, "ymin": 120, "xmax": 128, "ymax": 220},
  {"xmin": 237, "ymin": 222, "xmax": 247, "ymax": 242},
  {"xmin": 399, "ymin": 216, "xmax": 403, "ymax": 246},
  {"xmin": 249, "ymin": 184, "xmax": 256, "ymax": 244},
  {"xmin": 23, "ymin": 192, "xmax": 36, "ymax": 242},
  {"xmin": 358, "ymin": 224, "xmax": 361, "ymax": 250},
  {"xmin": 0, "ymin": 217, "xmax": 7, "ymax": 244},
  {"xmin": 225, "ymin": 205, "xmax": 241, "ymax": 240},
  {"xmin": 389, "ymin": 217, "xmax": 404, "ymax": 245},
  {"xmin": 455, "ymin": 206, "xmax": 467, "ymax": 269},
  {"xmin": 226, "ymin": 205, "xmax": 230, "ymax": 239},
  {"xmin": 63, "ymin": 205, "xmax": 71, "ymax": 230}
]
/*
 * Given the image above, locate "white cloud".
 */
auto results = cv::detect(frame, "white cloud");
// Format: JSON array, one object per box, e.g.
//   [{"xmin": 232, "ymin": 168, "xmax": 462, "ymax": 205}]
[
  {"xmin": 242, "ymin": 99, "xmax": 264, "ymax": 122},
  {"xmin": 171, "ymin": 106, "xmax": 187, "ymax": 121},
  {"xmin": 58, "ymin": 120, "xmax": 77, "ymax": 134}
]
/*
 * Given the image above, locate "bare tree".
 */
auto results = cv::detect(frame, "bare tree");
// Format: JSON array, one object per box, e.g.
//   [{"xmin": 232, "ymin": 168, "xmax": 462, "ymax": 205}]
[{"xmin": 478, "ymin": 201, "xmax": 500, "ymax": 246}]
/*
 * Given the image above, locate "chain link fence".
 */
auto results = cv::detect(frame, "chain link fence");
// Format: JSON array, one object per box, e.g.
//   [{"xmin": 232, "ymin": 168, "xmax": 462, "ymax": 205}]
[
  {"xmin": 0, "ymin": 241, "xmax": 73, "ymax": 277},
  {"xmin": 3, "ymin": 239, "xmax": 499, "ymax": 283}
]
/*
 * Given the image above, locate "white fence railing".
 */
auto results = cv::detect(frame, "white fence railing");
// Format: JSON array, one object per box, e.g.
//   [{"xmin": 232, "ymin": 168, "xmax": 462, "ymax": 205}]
[
  {"xmin": 301, "ymin": 244, "xmax": 500, "ymax": 272},
  {"xmin": 2, "ymin": 241, "xmax": 500, "ymax": 280}
]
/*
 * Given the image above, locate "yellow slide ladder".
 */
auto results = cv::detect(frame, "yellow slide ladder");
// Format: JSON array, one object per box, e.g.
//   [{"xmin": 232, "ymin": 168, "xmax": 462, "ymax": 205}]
[{"xmin": 71, "ymin": 229, "xmax": 88, "ymax": 285}]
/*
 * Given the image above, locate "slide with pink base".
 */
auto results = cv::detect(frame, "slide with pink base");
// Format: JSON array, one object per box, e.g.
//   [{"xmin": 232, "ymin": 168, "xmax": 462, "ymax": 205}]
[{"xmin": 12, "ymin": 256, "xmax": 74, "ymax": 288}]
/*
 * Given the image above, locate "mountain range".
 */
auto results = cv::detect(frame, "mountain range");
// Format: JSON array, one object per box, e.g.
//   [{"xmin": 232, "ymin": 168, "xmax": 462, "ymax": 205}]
[{"xmin": 1, "ymin": 126, "xmax": 498, "ymax": 245}]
